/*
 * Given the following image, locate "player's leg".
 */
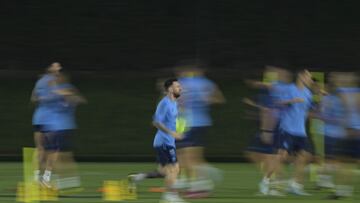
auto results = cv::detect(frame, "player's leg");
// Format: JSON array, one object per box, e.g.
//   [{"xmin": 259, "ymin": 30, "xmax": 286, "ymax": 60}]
[
  {"xmin": 33, "ymin": 126, "xmax": 46, "ymax": 182},
  {"xmin": 184, "ymin": 146, "xmax": 217, "ymax": 198},
  {"xmin": 316, "ymin": 136, "xmax": 338, "ymax": 189},
  {"xmin": 330, "ymin": 136, "xmax": 359, "ymax": 199},
  {"xmin": 128, "ymin": 167, "xmax": 165, "ymax": 187},
  {"xmin": 293, "ymin": 150, "xmax": 311, "ymax": 184},
  {"xmin": 156, "ymin": 146, "xmax": 187, "ymax": 203},
  {"xmin": 246, "ymin": 131, "xmax": 282, "ymax": 195},
  {"xmin": 288, "ymin": 137, "xmax": 312, "ymax": 196},
  {"xmin": 41, "ymin": 132, "xmax": 59, "ymax": 188},
  {"xmin": 55, "ymin": 131, "xmax": 81, "ymax": 191},
  {"xmin": 182, "ymin": 127, "xmax": 220, "ymax": 197},
  {"xmin": 173, "ymin": 147, "xmax": 190, "ymax": 189},
  {"xmin": 175, "ymin": 128, "xmax": 204, "ymax": 191}
]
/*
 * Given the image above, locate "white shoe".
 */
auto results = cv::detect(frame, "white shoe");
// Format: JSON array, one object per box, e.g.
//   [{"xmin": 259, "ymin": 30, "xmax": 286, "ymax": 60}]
[
  {"xmin": 335, "ymin": 185, "xmax": 353, "ymax": 198},
  {"xmin": 173, "ymin": 178, "xmax": 189, "ymax": 190},
  {"xmin": 161, "ymin": 193, "xmax": 187, "ymax": 203},
  {"xmin": 316, "ymin": 175, "xmax": 335, "ymax": 189},
  {"xmin": 259, "ymin": 181, "xmax": 269, "ymax": 195},
  {"xmin": 287, "ymin": 182, "xmax": 311, "ymax": 196},
  {"xmin": 317, "ymin": 181, "xmax": 335, "ymax": 189},
  {"xmin": 287, "ymin": 188, "xmax": 311, "ymax": 196},
  {"xmin": 196, "ymin": 165, "xmax": 224, "ymax": 183},
  {"xmin": 189, "ymin": 179, "xmax": 214, "ymax": 192},
  {"xmin": 268, "ymin": 189, "xmax": 286, "ymax": 196},
  {"xmin": 127, "ymin": 174, "xmax": 139, "ymax": 190}
]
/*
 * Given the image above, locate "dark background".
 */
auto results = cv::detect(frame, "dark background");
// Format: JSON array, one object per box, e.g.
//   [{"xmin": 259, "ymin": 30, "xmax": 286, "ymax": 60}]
[
  {"xmin": 0, "ymin": 0, "xmax": 358, "ymax": 161},
  {"xmin": 1, "ymin": 0, "xmax": 360, "ymax": 70}
]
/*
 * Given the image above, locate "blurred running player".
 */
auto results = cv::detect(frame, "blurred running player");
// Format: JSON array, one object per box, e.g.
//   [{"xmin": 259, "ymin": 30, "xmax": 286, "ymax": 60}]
[
  {"xmin": 244, "ymin": 66, "xmax": 292, "ymax": 195},
  {"xmin": 175, "ymin": 64, "xmax": 225, "ymax": 197},
  {"xmin": 277, "ymin": 70, "xmax": 314, "ymax": 195},
  {"xmin": 328, "ymin": 72, "xmax": 360, "ymax": 199},
  {"xmin": 31, "ymin": 62, "xmax": 62, "ymax": 182},
  {"xmin": 315, "ymin": 74, "xmax": 346, "ymax": 190},
  {"xmin": 41, "ymin": 72, "xmax": 86, "ymax": 190},
  {"xmin": 152, "ymin": 78, "xmax": 186, "ymax": 203}
]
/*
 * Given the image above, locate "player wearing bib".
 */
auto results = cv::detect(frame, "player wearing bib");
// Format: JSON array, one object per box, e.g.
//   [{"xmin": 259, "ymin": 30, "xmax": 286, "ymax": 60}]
[
  {"xmin": 152, "ymin": 79, "xmax": 187, "ymax": 203},
  {"xmin": 277, "ymin": 70, "xmax": 314, "ymax": 196}
]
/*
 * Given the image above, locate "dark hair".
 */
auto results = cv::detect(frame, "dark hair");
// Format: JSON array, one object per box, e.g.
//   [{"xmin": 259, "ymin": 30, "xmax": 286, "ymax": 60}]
[{"xmin": 164, "ymin": 78, "xmax": 178, "ymax": 91}]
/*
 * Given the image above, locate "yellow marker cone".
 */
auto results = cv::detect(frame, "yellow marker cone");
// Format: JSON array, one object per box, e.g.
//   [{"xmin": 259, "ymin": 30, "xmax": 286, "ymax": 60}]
[
  {"xmin": 103, "ymin": 181, "xmax": 123, "ymax": 201},
  {"xmin": 19, "ymin": 147, "xmax": 59, "ymax": 202},
  {"xmin": 102, "ymin": 180, "xmax": 137, "ymax": 201}
]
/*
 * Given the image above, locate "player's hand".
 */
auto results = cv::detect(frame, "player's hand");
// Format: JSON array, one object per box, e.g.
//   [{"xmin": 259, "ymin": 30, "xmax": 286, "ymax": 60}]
[{"xmin": 171, "ymin": 132, "xmax": 184, "ymax": 140}]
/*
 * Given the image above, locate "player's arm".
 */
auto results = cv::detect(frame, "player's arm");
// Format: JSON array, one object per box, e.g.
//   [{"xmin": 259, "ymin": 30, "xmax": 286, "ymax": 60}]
[
  {"xmin": 242, "ymin": 97, "xmax": 267, "ymax": 110},
  {"xmin": 244, "ymin": 79, "xmax": 272, "ymax": 89},
  {"xmin": 152, "ymin": 121, "xmax": 182, "ymax": 140},
  {"xmin": 70, "ymin": 88, "xmax": 87, "ymax": 104},
  {"xmin": 54, "ymin": 86, "xmax": 87, "ymax": 104}
]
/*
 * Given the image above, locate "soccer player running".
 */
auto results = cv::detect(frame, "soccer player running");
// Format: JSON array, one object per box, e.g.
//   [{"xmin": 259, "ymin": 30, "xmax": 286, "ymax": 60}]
[
  {"xmin": 41, "ymin": 72, "xmax": 86, "ymax": 190},
  {"xmin": 328, "ymin": 72, "xmax": 360, "ymax": 199},
  {"xmin": 244, "ymin": 66, "xmax": 292, "ymax": 195},
  {"xmin": 175, "ymin": 65, "xmax": 225, "ymax": 197},
  {"xmin": 314, "ymin": 73, "xmax": 345, "ymax": 191},
  {"xmin": 152, "ymin": 78, "xmax": 186, "ymax": 203},
  {"xmin": 31, "ymin": 62, "xmax": 62, "ymax": 182},
  {"xmin": 277, "ymin": 70, "xmax": 314, "ymax": 195}
]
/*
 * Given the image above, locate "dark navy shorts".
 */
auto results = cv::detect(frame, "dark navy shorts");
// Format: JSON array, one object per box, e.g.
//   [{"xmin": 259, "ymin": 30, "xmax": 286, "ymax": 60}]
[
  {"xmin": 278, "ymin": 130, "xmax": 312, "ymax": 154},
  {"xmin": 176, "ymin": 127, "xmax": 208, "ymax": 149},
  {"xmin": 337, "ymin": 138, "xmax": 360, "ymax": 159},
  {"xmin": 246, "ymin": 131, "xmax": 279, "ymax": 154},
  {"xmin": 154, "ymin": 145, "xmax": 177, "ymax": 166},
  {"xmin": 44, "ymin": 130, "xmax": 73, "ymax": 152},
  {"xmin": 324, "ymin": 136, "xmax": 342, "ymax": 159},
  {"xmin": 33, "ymin": 125, "xmax": 48, "ymax": 133}
]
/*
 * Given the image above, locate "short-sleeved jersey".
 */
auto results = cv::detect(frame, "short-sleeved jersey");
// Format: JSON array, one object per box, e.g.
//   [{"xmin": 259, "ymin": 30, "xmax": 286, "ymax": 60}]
[
  {"xmin": 279, "ymin": 84, "xmax": 313, "ymax": 137},
  {"xmin": 44, "ymin": 83, "xmax": 77, "ymax": 131},
  {"xmin": 337, "ymin": 87, "xmax": 360, "ymax": 130},
  {"xmin": 269, "ymin": 81, "xmax": 292, "ymax": 118},
  {"xmin": 179, "ymin": 76, "xmax": 215, "ymax": 127},
  {"xmin": 32, "ymin": 74, "xmax": 57, "ymax": 125},
  {"xmin": 153, "ymin": 96, "xmax": 178, "ymax": 147},
  {"xmin": 321, "ymin": 94, "xmax": 346, "ymax": 138}
]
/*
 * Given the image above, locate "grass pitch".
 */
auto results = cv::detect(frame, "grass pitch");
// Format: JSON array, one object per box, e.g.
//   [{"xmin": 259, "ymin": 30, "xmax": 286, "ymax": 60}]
[{"xmin": 0, "ymin": 162, "xmax": 358, "ymax": 203}]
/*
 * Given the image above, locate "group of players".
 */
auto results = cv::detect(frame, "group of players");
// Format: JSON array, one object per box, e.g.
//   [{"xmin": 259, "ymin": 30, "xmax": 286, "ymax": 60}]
[
  {"xmin": 244, "ymin": 66, "xmax": 360, "ymax": 199},
  {"xmin": 31, "ymin": 62, "xmax": 225, "ymax": 203},
  {"xmin": 30, "ymin": 62, "xmax": 359, "ymax": 203},
  {"xmin": 128, "ymin": 64, "xmax": 225, "ymax": 203},
  {"xmin": 31, "ymin": 62, "xmax": 86, "ymax": 192}
]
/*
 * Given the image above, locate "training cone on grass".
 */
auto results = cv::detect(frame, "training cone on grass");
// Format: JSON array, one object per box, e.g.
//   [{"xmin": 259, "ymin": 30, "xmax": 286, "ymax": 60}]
[
  {"xmin": 16, "ymin": 182, "xmax": 58, "ymax": 202},
  {"xmin": 102, "ymin": 180, "xmax": 137, "ymax": 201}
]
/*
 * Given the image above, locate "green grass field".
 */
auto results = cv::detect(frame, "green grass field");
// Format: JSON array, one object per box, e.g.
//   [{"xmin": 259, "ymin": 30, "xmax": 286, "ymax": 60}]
[{"xmin": 0, "ymin": 162, "xmax": 358, "ymax": 203}]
